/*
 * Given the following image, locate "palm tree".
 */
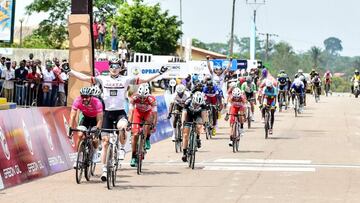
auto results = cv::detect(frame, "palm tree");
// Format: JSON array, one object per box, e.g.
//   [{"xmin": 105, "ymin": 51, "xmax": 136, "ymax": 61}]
[{"xmin": 309, "ymin": 46, "xmax": 322, "ymax": 68}]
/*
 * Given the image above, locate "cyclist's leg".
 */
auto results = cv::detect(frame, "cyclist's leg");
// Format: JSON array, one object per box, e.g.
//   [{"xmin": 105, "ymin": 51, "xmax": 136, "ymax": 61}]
[
  {"xmin": 115, "ymin": 110, "xmax": 128, "ymax": 147},
  {"xmin": 182, "ymin": 111, "xmax": 191, "ymax": 161},
  {"xmin": 270, "ymin": 101, "xmax": 276, "ymax": 129}
]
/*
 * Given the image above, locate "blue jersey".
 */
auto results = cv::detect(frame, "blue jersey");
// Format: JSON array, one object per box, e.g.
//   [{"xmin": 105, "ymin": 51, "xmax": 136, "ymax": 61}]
[
  {"xmin": 290, "ymin": 82, "xmax": 305, "ymax": 94},
  {"xmin": 202, "ymin": 86, "xmax": 221, "ymax": 98},
  {"xmin": 262, "ymin": 87, "xmax": 278, "ymax": 98}
]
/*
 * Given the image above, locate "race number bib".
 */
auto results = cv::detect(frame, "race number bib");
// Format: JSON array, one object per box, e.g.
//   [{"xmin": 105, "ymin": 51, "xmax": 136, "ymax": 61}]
[{"xmin": 110, "ymin": 90, "xmax": 118, "ymax": 96}]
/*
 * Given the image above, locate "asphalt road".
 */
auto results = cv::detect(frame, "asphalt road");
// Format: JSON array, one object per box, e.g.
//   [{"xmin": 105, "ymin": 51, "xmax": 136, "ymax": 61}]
[{"xmin": 2, "ymin": 93, "xmax": 360, "ymax": 203}]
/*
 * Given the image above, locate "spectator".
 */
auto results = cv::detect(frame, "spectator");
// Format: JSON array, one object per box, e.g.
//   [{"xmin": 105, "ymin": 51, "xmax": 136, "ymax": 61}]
[
  {"xmin": 25, "ymin": 60, "xmax": 31, "ymax": 71},
  {"xmin": 15, "ymin": 60, "xmax": 28, "ymax": 105},
  {"xmin": 56, "ymin": 66, "xmax": 68, "ymax": 106},
  {"xmin": 42, "ymin": 61, "xmax": 55, "ymax": 106},
  {"xmin": 51, "ymin": 59, "xmax": 62, "ymax": 106},
  {"xmin": 111, "ymin": 24, "xmax": 118, "ymax": 52},
  {"xmin": 0, "ymin": 56, "xmax": 5, "ymax": 94},
  {"xmin": 11, "ymin": 61, "xmax": 17, "ymax": 70},
  {"xmin": 118, "ymin": 42, "xmax": 128, "ymax": 65},
  {"xmin": 2, "ymin": 59, "xmax": 14, "ymax": 102},
  {"xmin": 29, "ymin": 53, "xmax": 34, "ymax": 60},
  {"xmin": 34, "ymin": 59, "xmax": 43, "ymax": 75},
  {"xmin": 93, "ymin": 19, "xmax": 99, "ymax": 49},
  {"xmin": 26, "ymin": 65, "xmax": 42, "ymax": 106},
  {"xmin": 98, "ymin": 20, "xmax": 106, "ymax": 50},
  {"xmin": 118, "ymin": 36, "xmax": 128, "ymax": 50}
]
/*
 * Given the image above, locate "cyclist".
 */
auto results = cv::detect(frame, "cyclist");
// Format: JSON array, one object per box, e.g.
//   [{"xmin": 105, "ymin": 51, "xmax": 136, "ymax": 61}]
[
  {"xmin": 206, "ymin": 56, "xmax": 231, "ymax": 88},
  {"xmin": 181, "ymin": 74, "xmax": 192, "ymax": 91},
  {"xmin": 351, "ymin": 70, "xmax": 360, "ymax": 93},
  {"xmin": 225, "ymin": 87, "xmax": 247, "ymax": 146},
  {"xmin": 67, "ymin": 58, "xmax": 168, "ymax": 181},
  {"xmin": 309, "ymin": 68, "xmax": 317, "ymax": 80},
  {"xmin": 277, "ymin": 70, "xmax": 290, "ymax": 108},
  {"xmin": 191, "ymin": 80, "xmax": 204, "ymax": 94},
  {"xmin": 68, "ymin": 87, "xmax": 103, "ymax": 166},
  {"xmin": 167, "ymin": 84, "xmax": 190, "ymax": 141},
  {"xmin": 127, "ymin": 84, "xmax": 157, "ymax": 167},
  {"xmin": 323, "ymin": 70, "xmax": 332, "ymax": 95},
  {"xmin": 240, "ymin": 76, "xmax": 256, "ymax": 121},
  {"xmin": 261, "ymin": 80, "xmax": 278, "ymax": 134},
  {"xmin": 290, "ymin": 78, "xmax": 305, "ymax": 113},
  {"xmin": 311, "ymin": 72, "xmax": 322, "ymax": 96},
  {"xmin": 203, "ymin": 80, "xmax": 222, "ymax": 136},
  {"xmin": 181, "ymin": 91, "xmax": 207, "ymax": 162}
]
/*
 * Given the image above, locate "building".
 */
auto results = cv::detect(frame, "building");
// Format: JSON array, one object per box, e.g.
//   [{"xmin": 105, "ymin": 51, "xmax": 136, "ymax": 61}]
[{"xmin": 176, "ymin": 45, "xmax": 227, "ymax": 60}]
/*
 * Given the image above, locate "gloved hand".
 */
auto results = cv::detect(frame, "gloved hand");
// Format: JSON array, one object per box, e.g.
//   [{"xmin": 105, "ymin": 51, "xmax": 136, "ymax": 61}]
[
  {"xmin": 167, "ymin": 114, "xmax": 172, "ymax": 119},
  {"xmin": 126, "ymin": 122, "xmax": 132, "ymax": 131},
  {"xmin": 62, "ymin": 64, "xmax": 72, "ymax": 74},
  {"xmin": 159, "ymin": 66, "xmax": 168, "ymax": 75},
  {"xmin": 151, "ymin": 127, "xmax": 156, "ymax": 133}
]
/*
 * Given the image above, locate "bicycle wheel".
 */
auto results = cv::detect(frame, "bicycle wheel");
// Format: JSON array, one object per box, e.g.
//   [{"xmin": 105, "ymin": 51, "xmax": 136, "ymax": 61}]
[
  {"xmin": 75, "ymin": 140, "xmax": 86, "ymax": 184},
  {"xmin": 175, "ymin": 122, "xmax": 180, "ymax": 153},
  {"xmin": 90, "ymin": 162, "xmax": 96, "ymax": 176},
  {"xmin": 232, "ymin": 123, "xmax": 236, "ymax": 153},
  {"xmin": 190, "ymin": 132, "xmax": 197, "ymax": 169},
  {"xmin": 112, "ymin": 144, "xmax": 118, "ymax": 187},
  {"xmin": 264, "ymin": 111, "xmax": 269, "ymax": 139},
  {"xmin": 294, "ymin": 98, "xmax": 298, "ymax": 117},
  {"xmin": 236, "ymin": 123, "xmax": 241, "ymax": 152},
  {"xmin": 137, "ymin": 134, "xmax": 143, "ymax": 175},
  {"xmin": 177, "ymin": 122, "xmax": 182, "ymax": 152},
  {"xmin": 84, "ymin": 145, "xmax": 92, "ymax": 181},
  {"xmin": 279, "ymin": 93, "xmax": 283, "ymax": 112},
  {"xmin": 188, "ymin": 131, "xmax": 194, "ymax": 168},
  {"xmin": 106, "ymin": 144, "xmax": 113, "ymax": 190},
  {"xmin": 247, "ymin": 107, "xmax": 251, "ymax": 129},
  {"xmin": 208, "ymin": 109, "xmax": 213, "ymax": 139}
]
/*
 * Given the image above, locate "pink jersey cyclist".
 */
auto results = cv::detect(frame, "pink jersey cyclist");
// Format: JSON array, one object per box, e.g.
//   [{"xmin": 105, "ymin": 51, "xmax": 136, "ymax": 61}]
[{"xmin": 72, "ymin": 96, "xmax": 103, "ymax": 118}]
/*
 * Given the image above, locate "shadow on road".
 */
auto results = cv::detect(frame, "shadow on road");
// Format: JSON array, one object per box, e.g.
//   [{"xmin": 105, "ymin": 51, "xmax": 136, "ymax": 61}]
[
  {"xmin": 113, "ymin": 184, "xmax": 214, "ymax": 191},
  {"xmin": 267, "ymin": 136, "xmax": 297, "ymax": 140},
  {"xmin": 238, "ymin": 150, "xmax": 264, "ymax": 153},
  {"xmin": 140, "ymin": 169, "xmax": 180, "ymax": 176}
]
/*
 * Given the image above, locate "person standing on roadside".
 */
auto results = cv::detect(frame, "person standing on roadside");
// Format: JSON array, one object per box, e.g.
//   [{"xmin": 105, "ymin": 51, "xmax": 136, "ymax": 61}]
[
  {"xmin": 3, "ymin": 58, "xmax": 15, "ymax": 102},
  {"xmin": 14, "ymin": 60, "xmax": 28, "ymax": 105},
  {"xmin": 93, "ymin": 19, "xmax": 99, "ymax": 49},
  {"xmin": 42, "ymin": 61, "xmax": 55, "ymax": 106},
  {"xmin": 111, "ymin": 24, "xmax": 118, "ymax": 53},
  {"xmin": 51, "ymin": 59, "xmax": 63, "ymax": 106},
  {"xmin": 98, "ymin": 20, "xmax": 106, "ymax": 51}
]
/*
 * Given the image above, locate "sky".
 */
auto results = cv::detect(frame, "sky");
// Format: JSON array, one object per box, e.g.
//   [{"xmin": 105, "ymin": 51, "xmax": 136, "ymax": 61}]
[{"xmin": 16, "ymin": 0, "xmax": 360, "ymax": 56}]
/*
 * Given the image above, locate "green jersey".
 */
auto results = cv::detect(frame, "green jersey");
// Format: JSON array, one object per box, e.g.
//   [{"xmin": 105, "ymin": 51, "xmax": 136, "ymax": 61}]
[{"xmin": 241, "ymin": 82, "xmax": 257, "ymax": 93}]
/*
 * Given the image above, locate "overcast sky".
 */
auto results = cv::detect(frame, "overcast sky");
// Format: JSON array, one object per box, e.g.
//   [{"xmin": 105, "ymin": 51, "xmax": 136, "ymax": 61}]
[{"xmin": 17, "ymin": 0, "xmax": 360, "ymax": 56}]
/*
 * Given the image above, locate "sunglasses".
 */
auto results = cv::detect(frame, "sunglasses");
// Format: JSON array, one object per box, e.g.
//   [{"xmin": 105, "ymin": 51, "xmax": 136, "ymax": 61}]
[{"xmin": 110, "ymin": 64, "xmax": 121, "ymax": 69}]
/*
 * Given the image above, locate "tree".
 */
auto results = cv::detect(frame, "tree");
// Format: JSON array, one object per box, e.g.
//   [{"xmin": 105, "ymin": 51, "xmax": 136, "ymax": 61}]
[
  {"xmin": 114, "ymin": 1, "xmax": 182, "ymax": 55},
  {"xmin": 324, "ymin": 37, "xmax": 343, "ymax": 55},
  {"xmin": 192, "ymin": 38, "xmax": 208, "ymax": 50},
  {"xmin": 309, "ymin": 46, "xmax": 322, "ymax": 68},
  {"xmin": 25, "ymin": 0, "xmax": 125, "ymax": 48}
]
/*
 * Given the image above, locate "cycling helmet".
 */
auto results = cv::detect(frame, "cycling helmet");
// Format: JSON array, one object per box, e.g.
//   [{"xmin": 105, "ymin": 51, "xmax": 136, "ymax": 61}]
[
  {"xmin": 109, "ymin": 57, "xmax": 120, "ymax": 64},
  {"xmin": 326, "ymin": 70, "xmax": 330, "ymax": 74},
  {"xmin": 279, "ymin": 70, "xmax": 285, "ymax": 74},
  {"xmin": 176, "ymin": 84, "xmax": 186, "ymax": 93},
  {"xmin": 355, "ymin": 70, "xmax": 359, "ymax": 74},
  {"xmin": 311, "ymin": 68, "xmax": 315, "ymax": 72},
  {"xmin": 294, "ymin": 79, "xmax": 302, "ymax": 87},
  {"xmin": 192, "ymin": 74, "xmax": 199, "ymax": 83},
  {"xmin": 238, "ymin": 77, "xmax": 246, "ymax": 84},
  {"xmin": 232, "ymin": 87, "xmax": 242, "ymax": 98},
  {"xmin": 299, "ymin": 75, "xmax": 305, "ymax": 81},
  {"xmin": 265, "ymin": 80, "xmax": 273, "ymax": 88},
  {"xmin": 91, "ymin": 86, "xmax": 102, "ymax": 97},
  {"xmin": 262, "ymin": 68, "xmax": 268, "ymax": 78},
  {"xmin": 192, "ymin": 91, "xmax": 205, "ymax": 105},
  {"xmin": 204, "ymin": 75, "xmax": 212, "ymax": 82},
  {"xmin": 80, "ymin": 87, "xmax": 92, "ymax": 96},
  {"xmin": 229, "ymin": 82, "xmax": 237, "ymax": 88},
  {"xmin": 298, "ymin": 69, "xmax": 303, "ymax": 74},
  {"xmin": 246, "ymin": 76, "xmax": 252, "ymax": 83},
  {"xmin": 206, "ymin": 80, "xmax": 213, "ymax": 87},
  {"xmin": 137, "ymin": 84, "xmax": 150, "ymax": 97}
]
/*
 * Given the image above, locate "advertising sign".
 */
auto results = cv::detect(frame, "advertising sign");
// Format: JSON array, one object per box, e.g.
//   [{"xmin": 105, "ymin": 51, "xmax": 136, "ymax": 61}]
[
  {"xmin": 150, "ymin": 96, "xmax": 173, "ymax": 143},
  {"xmin": 0, "ymin": 0, "xmax": 15, "ymax": 42}
]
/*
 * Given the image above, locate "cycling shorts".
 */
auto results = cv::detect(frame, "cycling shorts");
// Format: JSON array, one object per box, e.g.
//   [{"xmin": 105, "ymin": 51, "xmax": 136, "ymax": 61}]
[
  {"xmin": 245, "ymin": 92, "xmax": 254, "ymax": 101},
  {"xmin": 131, "ymin": 109, "xmax": 153, "ymax": 134},
  {"xmin": 279, "ymin": 84, "xmax": 288, "ymax": 91},
  {"xmin": 230, "ymin": 105, "xmax": 245, "ymax": 125},
  {"xmin": 79, "ymin": 115, "xmax": 97, "ymax": 129},
  {"xmin": 206, "ymin": 96, "xmax": 217, "ymax": 105},
  {"xmin": 264, "ymin": 97, "xmax": 276, "ymax": 107},
  {"xmin": 183, "ymin": 109, "xmax": 204, "ymax": 128},
  {"xmin": 102, "ymin": 110, "xmax": 127, "ymax": 129}
]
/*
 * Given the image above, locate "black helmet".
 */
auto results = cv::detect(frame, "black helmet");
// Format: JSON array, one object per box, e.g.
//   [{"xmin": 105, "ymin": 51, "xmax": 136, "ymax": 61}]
[{"xmin": 206, "ymin": 80, "xmax": 213, "ymax": 87}]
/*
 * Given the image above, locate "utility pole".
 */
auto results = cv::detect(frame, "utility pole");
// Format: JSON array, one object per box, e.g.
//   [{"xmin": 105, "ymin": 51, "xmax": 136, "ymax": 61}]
[
  {"xmin": 258, "ymin": 32, "xmax": 278, "ymax": 62},
  {"xmin": 19, "ymin": 18, "xmax": 24, "ymax": 48},
  {"xmin": 229, "ymin": 0, "xmax": 236, "ymax": 57},
  {"xmin": 246, "ymin": 0, "xmax": 266, "ymax": 60},
  {"xmin": 179, "ymin": 0, "xmax": 183, "ymax": 60}
]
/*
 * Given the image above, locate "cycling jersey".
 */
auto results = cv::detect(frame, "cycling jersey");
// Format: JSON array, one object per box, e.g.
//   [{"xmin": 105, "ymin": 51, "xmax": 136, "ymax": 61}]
[
  {"xmin": 290, "ymin": 82, "xmax": 305, "ymax": 94},
  {"xmin": 353, "ymin": 75, "xmax": 360, "ymax": 82},
  {"xmin": 212, "ymin": 72, "xmax": 225, "ymax": 88},
  {"xmin": 183, "ymin": 98, "xmax": 206, "ymax": 127},
  {"xmin": 95, "ymin": 75, "xmax": 139, "ymax": 111},
  {"xmin": 72, "ymin": 96, "xmax": 103, "ymax": 118},
  {"xmin": 312, "ymin": 76, "xmax": 321, "ymax": 85},
  {"xmin": 277, "ymin": 73, "xmax": 289, "ymax": 85},
  {"xmin": 173, "ymin": 92, "xmax": 190, "ymax": 106},
  {"xmin": 130, "ymin": 94, "xmax": 157, "ymax": 113},
  {"xmin": 202, "ymin": 85, "xmax": 221, "ymax": 105},
  {"xmin": 262, "ymin": 87, "xmax": 277, "ymax": 107},
  {"xmin": 241, "ymin": 82, "xmax": 256, "ymax": 93}
]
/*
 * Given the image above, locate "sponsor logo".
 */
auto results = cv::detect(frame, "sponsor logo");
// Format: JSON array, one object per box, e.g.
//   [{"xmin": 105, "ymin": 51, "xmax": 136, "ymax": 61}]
[
  {"xmin": 42, "ymin": 118, "xmax": 54, "ymax": 151},
  {"xmin": 22, "ymin": 120, "xmax": 34, "ymax": 155},
  {"xmin": 0, "ymin": 126, "xmax": 10, "ymax": 160},
  {"xmin": 132, "ymin": 67, "xmax": 140, "ymax": 75},
  {"xmin": 141, "ymin": 69, "xmax": 159, "ymax": 74},
  {"xmin": 63, "ymin": 115, "xmax": 75, "ymax": 147}
]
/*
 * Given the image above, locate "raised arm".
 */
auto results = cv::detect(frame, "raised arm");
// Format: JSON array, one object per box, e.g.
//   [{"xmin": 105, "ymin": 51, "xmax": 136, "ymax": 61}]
[
  {"xmin": 223, "ymin": 57, "xmax": 233, "ymax": 75},
  {"xmin": 137, "ymin": 66, "xmax": 168, "ymax": 84},
  {"xmin": 206, "ymin": 55, "xmax": 213, "ymax": 75},
  {"xmin": 68, "ymin": 69, "xmax": 94, "ymax": 83}
]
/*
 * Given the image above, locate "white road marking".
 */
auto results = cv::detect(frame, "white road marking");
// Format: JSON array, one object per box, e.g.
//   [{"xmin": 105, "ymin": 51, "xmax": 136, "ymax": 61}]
[
  {"xmin": 212, "ymin": 158, "xmax": 312, "ymax": 164},
  {"xmin": 204, "ymin": 166, "xmax": 316, "ymax": 172}
]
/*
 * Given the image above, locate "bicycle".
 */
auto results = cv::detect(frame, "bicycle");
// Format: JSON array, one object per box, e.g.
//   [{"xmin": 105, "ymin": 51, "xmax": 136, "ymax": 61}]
[
  {"xmin": 129, "ymin": 122, "xmax": 153, "ymax": 175},
  {"xmin": 278, "ymin": 90, "xmax": 287, "ymax": 112},
  {"xmin": 185, "ymin": 121, "xmax": 203, "ymax": 169},
  {"xmin": 324, "ymin": 81, "xmax": 331, "ymax": 97},
  {"xmin": 69, "ymin": 127, "xmax": 99, "ymax": 184},
  {"xmin": 263, "ymin": 105, "xmax": 272, "ymax": 139},
  {"xmin": 293, "ymin": 93, "xmax": 301, "ymax": 117},
  {"xmin": 101, "ymin": 123, "xmax": 122, "ymax": 190},
  {"xmin": 227, "ymin": 113, "xmax": 242, "ymax": 152},
  {"xmin": 170, "ymin": 111, "xmax": 183, "ymax": 153},
  {"xmin": 207, "ymin": 104, "xmax": 219, "ymax": 139},
  {"xmin": 246, "ymin": 97, "xmax": 256, "ymax": 129},
  {"xmin": 313, "ymin": 85, "xmax": 320, "ymax": 103}
]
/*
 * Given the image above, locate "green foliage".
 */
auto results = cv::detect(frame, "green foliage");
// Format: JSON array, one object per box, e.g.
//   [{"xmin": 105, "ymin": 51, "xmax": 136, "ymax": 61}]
[
  {"xmin": 332, "ymin": 77, "xmax": 350, "ymax": 92},
  {"xmin": 192, "ymin": 38, "xmax": 208, "ymax": 50},
  {"xmin": 113, "ymin": 2, "xmax": 182, "ymax": 55},
  {"xmin": 309, "ymin": 46, "xmax": 322, "ymax": 68},
  {"xmin": 324, "ymin": 37, "xmax": 343, "ymax": 55}
]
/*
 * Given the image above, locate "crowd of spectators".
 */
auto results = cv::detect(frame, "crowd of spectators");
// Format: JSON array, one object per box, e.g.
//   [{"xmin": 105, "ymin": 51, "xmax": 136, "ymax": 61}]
[{"xmin": 0, "ymin": 54, "xmax": 69, "ymax": 107}]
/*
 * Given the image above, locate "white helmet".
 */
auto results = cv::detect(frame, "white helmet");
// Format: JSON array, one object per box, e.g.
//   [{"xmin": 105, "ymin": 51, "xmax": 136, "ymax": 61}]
[
  {"xmin": 232, "ymin": 87, "xmax": 242, "ymax": 98},
  {"xmin": 137, "ymin": 84, "xmax": 150, "ymax": 97},
  {"xmin": 294, "ymin": 79, "xmax": 302, "ymax": 87},
  {"xmin": 192, "ymin": 91, "xmax": 205, "ymax": 105},
  {"xmin": 265, "ymin": 80, "xmax": 273, "ymax": 88},
  {"xmin": 91, "ymin": 85, "xmax": 102, "ymax": 97},
  {"xmin": 176, "ymin": 84, "xmax": 185, "ymax": 93},
  {"xmin": 298, "ymin": 69, "xmax": 303, "ymax": 74}
]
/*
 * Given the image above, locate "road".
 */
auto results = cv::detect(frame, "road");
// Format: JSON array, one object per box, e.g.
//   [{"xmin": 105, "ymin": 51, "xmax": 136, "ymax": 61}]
[{"xmin": 2, "ymin": 93, "xmax": 360, "ymax": 203}]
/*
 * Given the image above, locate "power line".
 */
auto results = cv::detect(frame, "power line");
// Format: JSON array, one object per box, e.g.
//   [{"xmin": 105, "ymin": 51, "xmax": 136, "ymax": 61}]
[{"xmin": 258, "ymin": 32, "xmax": 278, "ymax": 61}]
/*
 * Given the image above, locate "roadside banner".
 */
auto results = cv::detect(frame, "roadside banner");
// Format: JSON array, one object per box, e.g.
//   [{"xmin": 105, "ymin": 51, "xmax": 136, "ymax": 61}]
[{"xmin": 150, "ymin": 96, "xmax": 173, "ymax": 143}]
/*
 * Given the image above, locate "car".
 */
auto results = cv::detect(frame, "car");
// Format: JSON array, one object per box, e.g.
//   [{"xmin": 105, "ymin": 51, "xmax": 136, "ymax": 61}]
[{"xmin": 303, "ymin": 73, "xmax": 312, "ymax": 93}]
